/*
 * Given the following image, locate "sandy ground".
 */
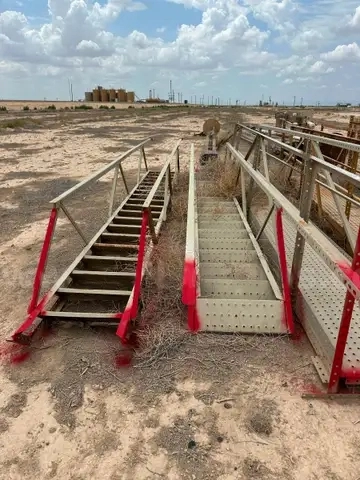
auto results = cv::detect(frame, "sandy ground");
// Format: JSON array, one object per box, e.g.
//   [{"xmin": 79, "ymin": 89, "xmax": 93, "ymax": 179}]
[{"xmin": 1, "ymin": 108, "xmax": 360, "ymax": 480}]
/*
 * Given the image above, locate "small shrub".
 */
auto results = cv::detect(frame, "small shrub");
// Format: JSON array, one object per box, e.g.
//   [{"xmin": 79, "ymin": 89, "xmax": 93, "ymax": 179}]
[
  {"xmin": 110, "ymin": 105, "xmax": 115, "ymax": 109},
  {"xmin": 33, "ymin": 107, "xmax": 37, "ymax": 110},
  {"xmin": 47, "ymin": 104, "xmax": 56, "ymax": 110},
  {"xmin": 128, "ymin": 105, "xmax": 134, "ymax": 109},
  {"xmin": 23, "ymin": 106, "xmax": 30, "ymax": 111},
  {"xmin": 99, "ymin": 105, "xmax": 109, "ymax": 109},
  {"xmin": 75, "ymin": 104, "xmax": 93, "ymax": 110},
  {"xmin": 0, "ymin": 106, "xmax": 7, "ymax": 112}
]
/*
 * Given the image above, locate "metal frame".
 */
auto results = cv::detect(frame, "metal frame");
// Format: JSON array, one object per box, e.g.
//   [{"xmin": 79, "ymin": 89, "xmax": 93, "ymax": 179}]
[{"xmin": 226, "ymin": 127, "xmax": 360, "ymax": 392}]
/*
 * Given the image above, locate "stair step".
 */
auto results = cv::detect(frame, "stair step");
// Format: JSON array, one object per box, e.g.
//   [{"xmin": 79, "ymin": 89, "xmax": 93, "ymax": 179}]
[
  {"xmin": 82, "ymin": 255, "xmax": 137, "ymax": 270},
  {"xmin": 114, "ymin": 210, "xmax": 160, "ymax": 219},
  {"xmin": 127, "ymin": 198, "xmax": 164, "ymax": 205},
  {"xmin": 198, "ymin": 229, "xmax": 249, "ymax": 240},
  {"xmin": 92, "ymin": 243, "xmax": 139, "ymax": 255},
  {"xmin": 101, "ymin": 233, "xmax": 139, "ymax": 243},
  {"xmin": 123, "ymin": 204, "xmax": 163, "ymax": 211},
  {"xmin": 198, "ymin": 220, "xmax": 244, "ymax": 230},
  {"xmin": 197, "ymin": 204, "xmax": 238, "ymax": 214},
  {"xmin": 198, "ymin": 214, "xmax": 242, "ymax": 221},
  {"xmin": 71, "ymin": 270, "xmax": 135, "ymax": 278},
  {"xmin": 57, "ymin": 287, "xmax": 132, "ymax": 296},
  {"xmin": 197, "ymin": 298, "xmax": 286, "ymax": 333},
  {"xmin": 112, "ymin": 216, "xmax": 148, "ymax": 225},
  {"xmin": 40, "ymin": 311, "xmax": 117, "ymax": 321},
  {"xmin": 200, "ymin": 279, "xmax": 275, "ymax": 299},
  {"xmin": 200, "ymin": 262, "xmax": 267, "ymax": 280},
  {"xmin": 200, "ymin": 249, "xmax": 259, "ymax": 263},
  {"xmin": 199, "ymin": 238, "xmax": 253, "ymax": 250},
  {"xmin": 107, "ymin": 224, "xmax": 141, "ymax": 234}
]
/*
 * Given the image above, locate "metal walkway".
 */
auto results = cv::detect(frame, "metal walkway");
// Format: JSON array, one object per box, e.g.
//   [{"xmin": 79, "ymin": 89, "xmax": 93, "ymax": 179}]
[
  {"xmin": 227, "ymin": 124, "xmax": 360, "ymax": 393},
  {"xmin": 12, "ymin": 138, "xmax": 181, "ymax": 344},
  {"xmin": 182, "ymin": 145, "xmax": 294, "ymax": 335}
]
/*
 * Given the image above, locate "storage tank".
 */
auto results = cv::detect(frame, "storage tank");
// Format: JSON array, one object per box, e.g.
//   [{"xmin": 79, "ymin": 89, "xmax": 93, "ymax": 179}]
[
  {"xmin": 92, "ymin": 89, "xmax": 100, "ymax": 102},
  {"xmin": 109, "ymin": 89, "xmax": 116, "ymax": 102},
  {"xmin": 126, "ymin": 91, "xmax": 135, "ymax": 103},
  {"xmin": 85, "ymin": 92, "xmax": 93, "ymax": 102},
  {"xmin": 117, "ymin": 89, "xmax": 126, "ymax": 102},
  {"xmin": 100, "ymin": 89, "xmax": 109, "ymax": 102}
]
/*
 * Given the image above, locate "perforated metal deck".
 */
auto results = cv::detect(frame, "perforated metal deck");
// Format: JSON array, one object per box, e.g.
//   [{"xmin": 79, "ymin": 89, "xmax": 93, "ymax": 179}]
[
  {"xmin": 195, "ymin": 168, "xmax": 287, "ymax": 334},
  {"xmin": 252, "ymin": 208, "xmax": 360, "ymax": 382}
]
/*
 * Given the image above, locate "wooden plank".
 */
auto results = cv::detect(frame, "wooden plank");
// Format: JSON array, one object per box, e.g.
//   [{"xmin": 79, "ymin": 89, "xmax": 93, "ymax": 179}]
[{"xmin": 57, "ymin": 287, "xmax": 132, "ymax": 296}]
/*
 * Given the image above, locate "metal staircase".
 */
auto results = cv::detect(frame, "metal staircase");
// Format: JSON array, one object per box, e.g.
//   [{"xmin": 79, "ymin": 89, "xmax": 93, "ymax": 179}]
[
  {"xmin": 183, "ymin": 145, "xmax": 292, "ymax": 335},
  {"xmin": 12, "ymin": 139, "xmax": 181, "ymax": 345}
]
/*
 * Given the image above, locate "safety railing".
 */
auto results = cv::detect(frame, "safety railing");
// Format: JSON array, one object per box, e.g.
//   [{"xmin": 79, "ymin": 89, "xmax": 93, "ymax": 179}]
[
  {"xmin": 26, "ymin": 138, "xmax": 153, "ymax": 318},
  {"xmin": 116, "ymin": 139, "xmax": 182, "ymax": 341},
  {"xmin": 234, "ymin": 124, "xmax": 360, "ymax": 255},
  {"xmin": 226, "ymin": 131, "xmax": 360, "ymax": 393},
  {"xmin": 182, "ymin": 144, "xmax": 200, "ymax": 331}
]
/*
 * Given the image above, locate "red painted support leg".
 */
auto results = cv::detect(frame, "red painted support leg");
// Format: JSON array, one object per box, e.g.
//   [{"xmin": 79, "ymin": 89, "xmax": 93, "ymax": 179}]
[
  {"xmin": 27, "ymin": 207, "xmax": 58, "ymax": 314},
  {"xmin": 328, "ymin": 227, "xmax": 360, "ymax": 393},
  {"xmin": 275, "ymin": 208, "xmax": 295, "ymax": 334},
  {"xmin": 182, "ymin": 258, "xmax": 200, "ymax": 332},
  {"xmin": 116, "ymin": 210, "xmax": 148, "ymax": 341}
]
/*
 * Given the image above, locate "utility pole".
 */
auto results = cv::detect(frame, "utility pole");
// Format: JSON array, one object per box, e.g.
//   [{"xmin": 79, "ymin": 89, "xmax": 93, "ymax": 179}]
[
  {"xmin": 195, "ymin": 95, "xmax": 197, "ymax": 105},
  {"xmin": 300, "ymin": 97, "xmax": 303, "ymax": 107},
  {"xmin": 293, "ymin": 95, "xmax": 296, "ymax": 107}
]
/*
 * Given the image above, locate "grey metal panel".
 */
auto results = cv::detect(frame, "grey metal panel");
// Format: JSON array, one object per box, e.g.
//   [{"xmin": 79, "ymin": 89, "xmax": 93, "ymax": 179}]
[
  {"xmin": 197, "ymin": 204, "xmax": 239, "ymax": 214},
  {"xmin": 200, "ymin": 249, "xmax": 259, "ymax": 263},
  {"xmin": 200, "ymin": 279, "xmax": 275, "ymax": 300},
  {"xmin": 197, "ymin": 298, "xmax": 286, "ymax": 333},
  {"xmin": 199, "ymin": 238, "xmax": 253, "ymax": 250},
  {"xmin": 252, "ymin": 208, "xmax": 360, "ymax": 379},
  {"xmin": 200, "ymin": 262, "xmax": 267, "ymax": 280}
]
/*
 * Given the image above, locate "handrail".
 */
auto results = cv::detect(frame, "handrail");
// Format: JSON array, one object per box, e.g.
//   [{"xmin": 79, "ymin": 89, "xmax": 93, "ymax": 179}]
[
  {"xmin": 182, "ymin": 144, "xmax": 199, "ymax": 332},
  {"xmin": 184, "ymin": 144, "xmax": 196, "ymax": 262},
  {"xmin": 259, "ymin": 124, "xmax": 360, "ymax": 154},
  {"xmin": 238, "ymin": 124, "xmax": 360, "ymax": 188},
  {"xmin": 143, "ymin": 139, "xmax": 182, "ymax": 244},
  {"xmin": 143, "ymin": 139, "xmax": 182, "ymax": 209},
  {"xmin": 237, "ymin": 125, "xmax": 360, "ymax": 205},
  {"xmin": 51, "ymin": 138, "xmax": 152, "ymax": 204},
  {"xmin": 226, "ymin": 142, "xmax": 360, "ymax": 303}
]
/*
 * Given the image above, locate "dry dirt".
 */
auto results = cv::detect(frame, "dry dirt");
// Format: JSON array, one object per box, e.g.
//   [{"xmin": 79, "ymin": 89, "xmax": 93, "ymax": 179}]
[{"xmin": 1, "ymin": 107, "xmax": 360, "ymax": 480}]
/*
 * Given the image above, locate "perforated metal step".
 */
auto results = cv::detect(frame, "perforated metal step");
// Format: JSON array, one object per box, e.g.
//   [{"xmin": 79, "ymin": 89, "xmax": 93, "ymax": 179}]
[{"xmin": 195, "ymin": 173, "xmax": 285, "ymax": 333}]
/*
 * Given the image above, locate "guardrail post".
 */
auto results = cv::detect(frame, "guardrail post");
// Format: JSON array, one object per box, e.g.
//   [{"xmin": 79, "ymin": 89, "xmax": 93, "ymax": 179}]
[
  {"xmin": 142, "ymin": 146, "xmax": 149, "ymax": 171},
  {"xmin": 328, "ymin": 227, "xmax": 360, "ymax": 393},
  {"xmin": 246, "ymin": 133, "xmax": 261, "ymax": 218},
  {"xmin": 290, "ymin": 139, "xmax": 317, "ymax": 301},
  {"xmin": 109, "ymin": 164, "xmax": 119, "ymax": 217},
  {"xmin": 27, "ymin": 206, "xmax": 58, "ymax": 313}
]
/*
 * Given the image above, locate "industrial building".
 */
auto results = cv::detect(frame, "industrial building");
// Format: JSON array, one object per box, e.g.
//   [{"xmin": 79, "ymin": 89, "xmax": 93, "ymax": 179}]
[{"xmin": 84, "ymin": 86, "xmax": 135, "ymax": 103}]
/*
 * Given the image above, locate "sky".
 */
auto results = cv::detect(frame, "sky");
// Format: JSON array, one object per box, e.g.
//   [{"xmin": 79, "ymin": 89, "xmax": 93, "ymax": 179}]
[{"xmin": 0, "ymin": 0, "xmax": 360, "ymax": 105}]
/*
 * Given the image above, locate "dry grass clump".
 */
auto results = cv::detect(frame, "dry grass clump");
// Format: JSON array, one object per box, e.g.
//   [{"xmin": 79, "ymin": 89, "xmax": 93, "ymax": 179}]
[
  {"xmin": 197, "ymin": 157, "xmax": 242, "ymax": 199},
  {"xmin": 134, "ymin": 175, "xmax": 190, "ymax": 367}
]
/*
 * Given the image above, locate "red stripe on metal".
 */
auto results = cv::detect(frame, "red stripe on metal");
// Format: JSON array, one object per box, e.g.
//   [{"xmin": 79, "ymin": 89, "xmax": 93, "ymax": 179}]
[
  {"xmin": 27, "ymin": 207, "xmax": 58, "ymax": 314},
  {"xmin": 116, "ymin": 306, "xmax": 132, "ymax": 341},
  {"xmin": 12, "ymin": 291, "xmax": 52, "ymax": 343},
  {"xmin": 275, "ymin": 207, "xmax": 295, "ymax": 334},
  {"xmin": 329, "ymin": 227, "xmax": 360, "ymax": 393},
  {"xmin": 182, "ymin": 258, "xmax": 200, "ymax": 332},
  {"xmin": 116, "ymin": 210, "xmax": 149, "ymax": 341},
  {"xmin": 131, "ymin": 210, "xmax": 148, "ymax": 318}
]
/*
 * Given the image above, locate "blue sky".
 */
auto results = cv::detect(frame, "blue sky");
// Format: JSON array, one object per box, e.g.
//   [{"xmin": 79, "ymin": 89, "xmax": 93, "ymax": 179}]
[{"xmin": 0, "ymin": 0, "xmax": 360, "ymax": 105}]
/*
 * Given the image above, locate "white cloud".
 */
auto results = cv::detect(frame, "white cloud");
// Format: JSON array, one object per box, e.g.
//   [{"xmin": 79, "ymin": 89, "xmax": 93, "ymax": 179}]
[
  {"xmin": 349, "ymin": 6, "xmax": 360, "ymax": 28},
  {"xmin": 244, "ymin": 0, "xmax": 297, "ymax": 32},
  {"xmin": 0, "ymin": 0, "xmax": 359, "ymax": 103},
  {"xmin": 322, "ymin": 42, "xmax": 360, "ymax": 62}
]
